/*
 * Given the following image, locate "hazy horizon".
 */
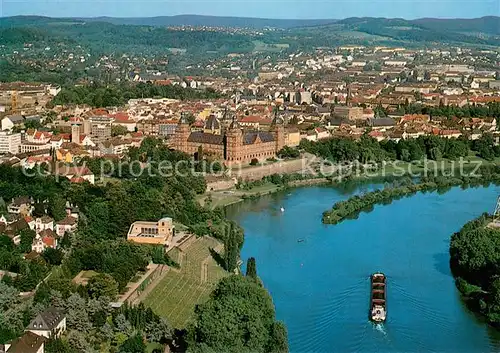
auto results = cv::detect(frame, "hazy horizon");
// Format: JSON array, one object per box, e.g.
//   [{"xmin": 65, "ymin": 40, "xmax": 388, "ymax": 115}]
[{"xmin": 1, "ymin": 0, "xmax": 498, "ymax": 20}]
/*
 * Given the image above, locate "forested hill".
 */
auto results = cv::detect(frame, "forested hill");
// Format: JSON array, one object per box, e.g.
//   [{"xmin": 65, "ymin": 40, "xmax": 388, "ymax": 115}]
[
  {"xmin": 1, "ymin": 15, "xmax": 499, "ymax": 33},
  {"xmin": 308, "ymin": 16, "xmax": 500, "ymax": 46},
  {"xmin": 0, "ymin": 15, "xmax": 336, "ymax": 29},
  {"xmin": 83, "ymin": 15, "xmax": 337, "ymax": 28}
]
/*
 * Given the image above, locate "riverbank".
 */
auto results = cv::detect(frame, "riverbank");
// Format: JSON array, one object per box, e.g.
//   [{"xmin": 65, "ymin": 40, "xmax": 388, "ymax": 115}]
[
  {"xmin": 322, "ymin": 165, "xmax": 500, "ymax": 225},
  {"xmin": 200, "ymin": 155, "xmax": 499, "ymax": 210},
  {"xmin": 449, "ymin": 214, "xmax": 500, "ymax": 328}
]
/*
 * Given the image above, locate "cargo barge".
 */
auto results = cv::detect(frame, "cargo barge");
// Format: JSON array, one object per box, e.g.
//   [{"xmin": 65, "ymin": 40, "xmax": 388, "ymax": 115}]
[{"xmin": 370, "ymin": 273, "xmax": 386, "ymax": 322}]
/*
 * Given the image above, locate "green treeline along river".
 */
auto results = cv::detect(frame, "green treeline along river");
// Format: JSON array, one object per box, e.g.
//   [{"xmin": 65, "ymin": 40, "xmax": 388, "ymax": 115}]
[{"xmin": 227, "ymin": 184, "xmax": 500, "ymax": 352}]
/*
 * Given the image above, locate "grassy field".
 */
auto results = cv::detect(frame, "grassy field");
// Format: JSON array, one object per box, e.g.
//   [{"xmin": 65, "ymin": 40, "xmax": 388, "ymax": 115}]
[
  {"xmin": 198, "ymin": 183, "xmax": 282, "ymax": 209},
  {"xmin": 142, "ymin": 237, "xmax": 227, "ymax": 328}
]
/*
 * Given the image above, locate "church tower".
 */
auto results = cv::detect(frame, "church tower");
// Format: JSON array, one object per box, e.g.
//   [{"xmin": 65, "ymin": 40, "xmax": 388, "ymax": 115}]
[
  {"xmin": 71, "ymin": 124, "xmax": 81, "ymax": 145},
  {"xmin": 271, "ymin": 111, "xmax": 285, "ymax": 153},
  {"xmin": 225, "ymin": 118, "xmax": 243, "ymax": 163},
  {"xmin": 174, "ymin": 113, "xmax": 191, "ymax": 153}
]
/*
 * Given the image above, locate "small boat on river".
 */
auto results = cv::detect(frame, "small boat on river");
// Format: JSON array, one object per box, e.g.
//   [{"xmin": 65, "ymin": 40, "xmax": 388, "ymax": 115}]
[{"xmin": 370, "ymin": 273, "xmax": 386, "ymax": 323}]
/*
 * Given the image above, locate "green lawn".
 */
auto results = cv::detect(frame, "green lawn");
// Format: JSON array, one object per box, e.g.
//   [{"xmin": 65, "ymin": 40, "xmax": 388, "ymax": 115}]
[
  {"xmin": 142, "ymin": 237, "xmax": 227, "ymax": 329},
  {"xmin": 198, "ymin": 183, "xmax": 282, "ymax": 209}
]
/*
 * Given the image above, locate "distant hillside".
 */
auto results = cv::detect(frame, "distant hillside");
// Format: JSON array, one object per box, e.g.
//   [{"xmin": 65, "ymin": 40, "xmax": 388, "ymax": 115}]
[
  {"xmin": 1, "ymin": 15, "xmax": 499, "ymax": 33},
  {"xmin": 0, "ymin": 15, "xmax": 336, "ymax": 29},
  {"xmin": 82, "ymin": 15, "xmax": 337, "ymax": 28},
  {"xmin": 327, "ymin": 16, "xmax": 500, "ymax": 45},
  {"xmin": 0, "ymin": 15, "xmax": 499, "ymax": 49},
  {"xmin": 413, "ymin": 16, "xmax": 500, "ymax": 35}
]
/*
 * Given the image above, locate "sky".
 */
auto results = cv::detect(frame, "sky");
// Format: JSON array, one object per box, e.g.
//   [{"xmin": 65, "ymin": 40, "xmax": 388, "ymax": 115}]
[{"xmin": 0, "ymin": 0, "xmax": 498, "ymax": 19}]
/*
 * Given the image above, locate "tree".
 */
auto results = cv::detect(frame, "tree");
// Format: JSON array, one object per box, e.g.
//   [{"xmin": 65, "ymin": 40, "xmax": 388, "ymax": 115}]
[
  {"xmin": 0, "ymin": 235, "xmax": 14, "ymax": 251},
  {"xmin": 189, "ymin": 275, "xmax": 287, "ymax": 353},
  {"xmin": 67, "ymin": 330, "xmax": 91, "ymax": 352},
  {"xmin": 429, "ymin": 147, "xmax": 442, "ymax": 161},
  {"xmin": 32, "ymin": 202, "xmax": 47, "ymax": 217},
  {"xmin": 45, "ymin": 338, "xmax": 75, "ymax": 353},
  {"xmin": 0, "ymin": 282, "xmax": 19, "ymax": 311},
  {"xmin": 18, "ymin": 229, "xmax": 35, "ymax": 254},
  {"xmin": 42, "ymin": 248, "xmax": 64, "ymax": 266},
  {"xmin": 87, "ymin": 273, "xmax": 119, "ymax": 300},
  {"xmin": 268, "ymin": 322, "xmax": 289, "ymax": 353},
  {"xmin": 65, "ymin": 293, "xmax": 91, "ymax": 333},
  {"xmin": 224, "ymin": 223, "xmax": 238, "ymax": 273},
  {"xmin": 115, "ymin": 314, "xmax": 132, "ymax": 335},
  {"xmin": 246, "ymin": 257, "xmax": 257, "ymax": 279},
  {"xmin": 0, "ymin": 197, "xmax": 6, "ymax": 213},
  {"xmin": 278, "ymin": 146, "xmax": 300, "ymax": 159},
  {"xmin": 112, "ymin": 125, "xmax": 129, "ymax": 137},
  {"xmin": 145, "ymin": 318, "xmax": 171, "ymax": 343},
  {"xmin": 49, "ymin": 195, "xmax": 66, "ymax": 222},
  {"xmin": 119, "ymin": 333, "xmax": 146, "ymax": 353}
]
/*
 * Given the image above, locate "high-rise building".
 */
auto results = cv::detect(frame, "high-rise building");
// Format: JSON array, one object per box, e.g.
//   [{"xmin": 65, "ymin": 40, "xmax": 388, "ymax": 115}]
[
  {"xmin": 83, "ymin": 116, "xmax": 112, "ymax": 143},
  {"xmin": 0, "ymin": 130, "xmax": 21, "ymax": 154}
]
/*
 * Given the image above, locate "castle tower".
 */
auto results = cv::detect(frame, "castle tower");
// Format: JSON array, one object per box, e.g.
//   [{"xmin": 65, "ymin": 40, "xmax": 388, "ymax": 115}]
[
  {"xmin": 174, "ymin": 113, "xmax": 191, "ymax": 153},
  {"xmin": 225, "ymin": 118, "xmax": 243, "ymax": 163},
  {"xmin": 71, "ymin": 124, "xmax": 81, "ymax": 145}
]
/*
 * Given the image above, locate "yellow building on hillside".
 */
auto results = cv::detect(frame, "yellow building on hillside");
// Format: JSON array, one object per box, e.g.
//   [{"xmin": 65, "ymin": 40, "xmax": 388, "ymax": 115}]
[{"xmin": 127, "ymin": 217, "xmax": 174, "ymax": 247}]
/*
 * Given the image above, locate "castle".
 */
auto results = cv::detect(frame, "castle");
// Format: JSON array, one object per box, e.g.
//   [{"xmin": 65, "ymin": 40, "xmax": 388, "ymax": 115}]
[{"xmin": 173, "ymin": 114, "xmax": 285, "ymax": 165}]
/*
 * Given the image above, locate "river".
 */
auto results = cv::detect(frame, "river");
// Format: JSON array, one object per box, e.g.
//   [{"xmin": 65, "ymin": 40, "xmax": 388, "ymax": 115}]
[{"xmin": 227, "ymin": 184, "xmax": 500, "ymax": 353}]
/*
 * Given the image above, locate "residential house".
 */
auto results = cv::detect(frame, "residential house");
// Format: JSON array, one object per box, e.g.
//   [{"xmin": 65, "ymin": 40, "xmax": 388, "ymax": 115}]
[
  {"xmin": 34, "ymin": 216, "xmax": 54, "ymax": 233},
  {"xmin": 3, "ymin": 332, "xmax": 46, "ymax": 353},
  {"xmin": 65, "ymin": 202, "xmax": 80, "ymax": 219},
  {"xmin": 31, "ymin": 230, "xmax": 57, "ymax": 253},
  {"xmin": 333, "ymin": 106, "xmax": 364, "ymax": 120},
  {"xmin": 0, "ymin": 218, "xmax": 28, "ymax": 245},
  {"xmin": 368, "ymin": 117, "xmax": 396, "ymax": 131},
  {"xmin": 112, "ymin": 112, "xmax": 137, "ymax": 132},
  {"xmin": 305, "ymin": 127, "xmax": 330, "ymax": 142},
  {"xmin": 24, "ymin": 216, "xmax": 35, "ymax": 230},
  {"xmin": 55, "ymin": 166, "xmax": 95, "ymax": 184},
  {"xmin": 368, "ymin": 130, "xmax": 386, "ymax": 142},
  {"xmin": 25, "ymin": 130, "xmax": 52, "ymax": 144},
  {"xmin": 26, "ymin": 307, "xmax": 66, "ymax": 339},
  {"xmin": 158, "ymin": 120, "xmax": 179, "ymax": 137},
  {"xmin": 8, "ymin": 197, "xmax": 33, "ymax": 215},
  {"xmin": 238, "ymin": 115, "xmax": 272, "ymax": 130},
  {"xmin": 99, "ymin": 139, "xmax": 133, "ymax": 156},
  {"xmin": 22, "ymin": 156, "xmax": 52, "ymax": 169},
  {"xmin": 1, "ymin": 115, "xmax": 24, "ymax": 131},
  {"xmin": 127, "ymin": 217, "xmax": 174, "ymax": 248},
  {"xmin": 55, "ymin": 216, "xmax": 78, "ymax": 237},
  {"xmin": 0, "ymin": 213, "xmax": 19, "ymax": 225}
]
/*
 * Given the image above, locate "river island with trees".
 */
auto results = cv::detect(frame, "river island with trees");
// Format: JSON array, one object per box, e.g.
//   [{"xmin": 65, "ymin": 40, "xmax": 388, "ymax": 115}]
[{"xmin": 322, "ymin": 165, "xmax": 500, "ymax": 225}]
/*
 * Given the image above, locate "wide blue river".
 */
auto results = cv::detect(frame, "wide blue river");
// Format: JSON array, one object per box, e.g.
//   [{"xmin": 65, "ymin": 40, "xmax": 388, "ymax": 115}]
[{"xmin": 227, "ymin": 184, "xmax": 500, "ymax": 353}]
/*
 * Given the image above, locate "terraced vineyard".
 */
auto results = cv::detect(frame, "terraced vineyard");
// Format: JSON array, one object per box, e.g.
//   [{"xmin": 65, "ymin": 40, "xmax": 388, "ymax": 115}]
[{"xmin": 142, "ymin": 236, "xmax": 227, "ymax": 328}]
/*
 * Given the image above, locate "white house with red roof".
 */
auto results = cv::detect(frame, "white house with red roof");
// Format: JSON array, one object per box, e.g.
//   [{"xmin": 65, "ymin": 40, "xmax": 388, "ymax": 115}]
[
  {"xmin": 25, "ymin": 130, "xmax": 52, "ymax": 144},
  {"xmin": 31, "ymin": 230, "xmax": 57, "ymax": 253},
  {"xmin": 21, "ymin": 156, "xmax": 52, "ymax": 169}
]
